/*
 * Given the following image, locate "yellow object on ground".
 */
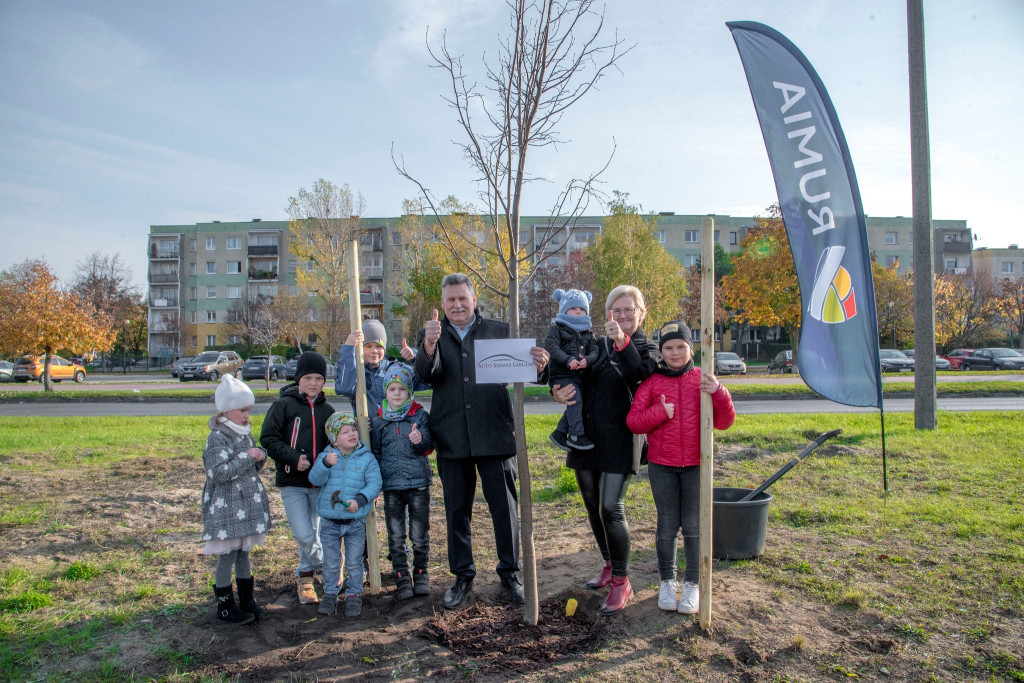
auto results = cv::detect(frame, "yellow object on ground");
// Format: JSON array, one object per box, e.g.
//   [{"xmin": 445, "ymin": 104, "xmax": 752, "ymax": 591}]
[{"xmin": 565, "ymin": 598, "xmax": 578, "ymax": 617}]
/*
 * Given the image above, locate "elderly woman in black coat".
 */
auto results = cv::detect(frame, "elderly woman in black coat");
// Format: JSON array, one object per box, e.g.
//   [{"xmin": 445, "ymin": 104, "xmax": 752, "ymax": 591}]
[{"xmin": 551, "ymin": 284, "xmax": 658, "ymax": 615}]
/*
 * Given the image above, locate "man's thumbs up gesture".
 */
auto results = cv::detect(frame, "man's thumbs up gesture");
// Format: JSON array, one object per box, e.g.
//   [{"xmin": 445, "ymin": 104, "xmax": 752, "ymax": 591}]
[{"xmin": 424, "ymin": 309, "xmax": 441, "ymax": 355}]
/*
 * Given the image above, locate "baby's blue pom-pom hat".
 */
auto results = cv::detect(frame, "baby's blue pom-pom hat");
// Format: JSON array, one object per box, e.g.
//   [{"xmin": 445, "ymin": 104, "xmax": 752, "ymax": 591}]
[{"xmin": 553, "ymin": 288, "xmax": 592, "ymax": 316}]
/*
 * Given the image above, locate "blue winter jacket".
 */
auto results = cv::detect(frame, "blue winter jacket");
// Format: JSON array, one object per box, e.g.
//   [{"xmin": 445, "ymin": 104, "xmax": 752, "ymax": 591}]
[
  {"xmin": 334, "ymin": 347, "xmax": 430, "ymax": 415},
  {"xmin": 370, "ymin": 401, "xmax": 433, "ymax": 492},
  {"xmin": 308, "ymin": 442, "xmax": 382, "ymax": 521}
]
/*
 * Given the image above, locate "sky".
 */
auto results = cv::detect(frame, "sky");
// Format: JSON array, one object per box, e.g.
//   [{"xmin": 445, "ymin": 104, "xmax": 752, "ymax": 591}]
[{"xmin": 1, "ymin": 0, "xmax": 1022, "ymax": 291}]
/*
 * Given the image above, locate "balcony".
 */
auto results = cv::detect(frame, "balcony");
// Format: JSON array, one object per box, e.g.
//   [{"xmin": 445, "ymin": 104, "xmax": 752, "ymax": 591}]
[
  {"xmin": 942, "ymin": 241, "xmax": 971, "ymax": 254},
  {"xmin": 248, "ymin": 268, "xmax": 279, "ymax": 281},
  {"xmin": 150, "ymin": 297, "xmax": 178, "ymax": 308},
  {"xmin": 361, "ymin": 266, "xmax": 383, "ymax": 278},
  {"xmin": 360, "ymin": 294, "xmax": 384, "ymax": 305},
  {"xmin": 149, "ymin": 246, "xmax": 179, "ymax": 260},
  {"xmin": 248, "ymin": 245, "xmax": 278, "ymax": 256},
  {"xmin": 150, "ymin": 272, "xmax": 179, "ymax": 283},
  {"xmin": 149, "ymin": 322, "xmax": 177, "ymax": 333}
]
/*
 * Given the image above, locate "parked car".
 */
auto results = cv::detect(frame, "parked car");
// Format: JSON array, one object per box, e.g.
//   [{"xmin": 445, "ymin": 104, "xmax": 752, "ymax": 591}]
[
  {"xmin": 940, "ymin": 349, "xmax": 974, "ymax": 370},
  {"xmin": 934, "ymin": 356, "xmax": 951, "ymax": 371},
  {"xmin": 242, "ymin": 355, "xmax": 288, "ymax": 381},
  {"xmin": 879, "ymin": 349, "xmax": 915, "ymax": 372},
  {"xmin": 283, "ymin": 355, "xmax": 336, "ymax": 381},
  {"xmin": 169, "ymin": 356, "xmax": 194, "ymax": 378},
  {"xmin": 959, "ymin": 348, "xmax": 1024, "ymax": 371},
  {"xmin": 178, "ymin": 351, "xmax": 244, "ymax": 382},
  {"xmin": 714, "ymin": 352, "xmax": 747, "ymax": 375},
  {"xmin": 767, "ymin": 350, "xmax": 794, "ymax": 374},
  {"xmin": 0, "ymin": 360, "xmax": 13, "ymax": 382},
  {"xmin": 12, "ymin": 355, "xmax": 87, "ymax": 383}
]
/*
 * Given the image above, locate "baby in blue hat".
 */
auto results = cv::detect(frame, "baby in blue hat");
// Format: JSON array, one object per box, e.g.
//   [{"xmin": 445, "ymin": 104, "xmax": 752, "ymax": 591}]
[{"xmin": 543, "ymin": 288, "xmax": 600, "ymax": 451}]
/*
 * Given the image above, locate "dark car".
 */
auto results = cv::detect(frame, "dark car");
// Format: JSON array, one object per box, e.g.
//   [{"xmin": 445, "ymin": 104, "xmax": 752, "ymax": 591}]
[
  {"xmin": 283, "ymin": 355, "xmax": 336, "ymax": 381},
  {"xmin": 178, "ymin": 351, "xmax": 244, "ymax": 382},
  {"xmin": 879, "ymin": 349, "xmax": 915, "ymax": 372},
  {"xmin": 940, "ymin": 349, "xmax": 974, "ymax": 370},
  {"xmin": 242, "ymin": 355, "xmax": 288, "ymax": 381},
  {"xmin": 767, "ymin": 350, "xmax": 794, "ymax": 374},
  {"xmin": 959, "ymin": 348, "xmax": 1024, "ymax": 371}
]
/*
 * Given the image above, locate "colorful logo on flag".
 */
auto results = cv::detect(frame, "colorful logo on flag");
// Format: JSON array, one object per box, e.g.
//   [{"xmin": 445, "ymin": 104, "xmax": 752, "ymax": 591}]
[{"xmin": 808, "ymin": 246, "xmax": 857, "ymax": 323}]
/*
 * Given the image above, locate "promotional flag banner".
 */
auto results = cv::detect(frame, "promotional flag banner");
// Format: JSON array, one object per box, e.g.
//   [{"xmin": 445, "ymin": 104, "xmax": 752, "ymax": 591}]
[{"xmin": 727, "ymin": 21, "xmax": 883, "ymax": 408}]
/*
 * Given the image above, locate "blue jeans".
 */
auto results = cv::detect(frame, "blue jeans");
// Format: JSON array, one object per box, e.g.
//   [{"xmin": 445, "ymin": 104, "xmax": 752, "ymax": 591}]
[
  {"xmin": 279, "ymin": 486, "xmax": 323, "ymax": 576},
  {"xmin": 383, "ymin": 488, "xmax": 430, "ymax": 574},
  {"xmin": 320, "ymin": 517, "xmax": 366, "ymax": 598}
]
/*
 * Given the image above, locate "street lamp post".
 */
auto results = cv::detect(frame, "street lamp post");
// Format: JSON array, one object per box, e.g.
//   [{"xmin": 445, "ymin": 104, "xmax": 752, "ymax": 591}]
[{"xmin": 122, "ymin": 320, "xmax": 129, "ymax": 375}]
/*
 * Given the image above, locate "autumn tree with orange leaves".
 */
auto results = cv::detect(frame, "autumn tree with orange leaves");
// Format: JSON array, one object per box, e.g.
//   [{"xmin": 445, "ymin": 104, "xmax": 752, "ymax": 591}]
[
  {"xmin": 721, "ymin": 204, "xmax": 802, "ymax": 359},
  {"xmin": 0, "ymin": 260, "xmax": 114, "ymax": 390},
  {"xmin": 996, "ymin": 277, "xmax": 1024, "ymax": 347}
]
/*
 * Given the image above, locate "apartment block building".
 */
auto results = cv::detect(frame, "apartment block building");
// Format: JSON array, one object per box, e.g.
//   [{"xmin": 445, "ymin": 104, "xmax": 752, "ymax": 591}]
[
  {"xmin": 146, "ymin": 219, "xmax": 395, "ymax": 362},
  {"xmin": 972, "ymin": 245, "xmax": 1024, "ymax": 281},
  {"xmin": 148, "ymin": 212, "xmax": 973, "ymax": 361}
]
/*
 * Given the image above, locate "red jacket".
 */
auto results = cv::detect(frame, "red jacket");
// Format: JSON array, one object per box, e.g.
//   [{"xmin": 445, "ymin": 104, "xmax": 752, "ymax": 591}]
[{"xmin": 626, "ymin": 367, "xmax": 735, "ymax": 467}]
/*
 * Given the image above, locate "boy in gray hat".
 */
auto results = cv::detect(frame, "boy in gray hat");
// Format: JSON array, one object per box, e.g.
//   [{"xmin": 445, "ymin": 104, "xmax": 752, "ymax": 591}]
[
  {"xmin": 544, "ymin": 288, "xmax": 600, "ymax": 451},
  {"xmin": 336, "ymin": 319, "xmax": 427, "ymax": 415}
]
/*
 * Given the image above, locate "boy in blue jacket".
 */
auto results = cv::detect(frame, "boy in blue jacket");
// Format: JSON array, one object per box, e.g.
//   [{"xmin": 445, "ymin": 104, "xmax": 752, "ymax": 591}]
[
  {"xmin": 335, "ymin": 319, "xmax": 428, "ymax": 415},
  {"xmin": 370, "ymin": 365, "xmax": 433, "ymax": 601},
  {"xmin": 309, "ymin": 413, "xmax": 382, "ymax": 618}
]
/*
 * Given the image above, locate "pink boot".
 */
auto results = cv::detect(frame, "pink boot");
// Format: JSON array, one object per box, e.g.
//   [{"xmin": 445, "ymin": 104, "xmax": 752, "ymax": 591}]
[
  {"xmin": 586, "ymin": 561, "xmax": 613, "ymax": 590},
  {"xmin": 601, "ymin": 575, "xmax": 632, "ymax": 615}
]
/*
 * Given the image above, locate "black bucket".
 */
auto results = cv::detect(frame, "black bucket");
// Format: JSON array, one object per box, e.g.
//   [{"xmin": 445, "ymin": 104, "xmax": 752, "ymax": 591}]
[{"xmin": 712, "ymin": 487, "xmax": 772, "ymax": 560}]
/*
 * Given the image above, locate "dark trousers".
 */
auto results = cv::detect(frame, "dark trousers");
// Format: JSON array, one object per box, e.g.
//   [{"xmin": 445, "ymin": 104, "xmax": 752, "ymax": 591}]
[
  {"xmin": 648, "ymin": 462, "xmax": 700, "ymax": 583},
  {"xmin": 553, "ymin": 376, "xmax": 584, "ymax": 436},
  {"xmin": 383, "ymin": 488, "xmax": 430, "ymax": 575},
  {"xmin": 575, "ymin": 468, "xmax": 631, "ymax": 576},
  {"xmin": 437, "ymin": 455, "xmax": 520, "ymax": 581}
]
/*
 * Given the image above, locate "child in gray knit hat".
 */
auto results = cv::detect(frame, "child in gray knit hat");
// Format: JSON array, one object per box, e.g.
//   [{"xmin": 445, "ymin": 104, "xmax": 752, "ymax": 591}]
[
  {"xmin": 201, "ymin": 375, "xmax": 272, "ymax": 625},
  {"xmin": 543, "ymin": 288, "xmax": 600, "ymax": 451}
]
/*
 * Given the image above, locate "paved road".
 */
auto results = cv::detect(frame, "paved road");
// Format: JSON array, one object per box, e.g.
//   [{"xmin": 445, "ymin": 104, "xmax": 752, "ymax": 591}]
[{"xmin": 1, "ymin": 396, "xmax": 1021, "ymax": 417}]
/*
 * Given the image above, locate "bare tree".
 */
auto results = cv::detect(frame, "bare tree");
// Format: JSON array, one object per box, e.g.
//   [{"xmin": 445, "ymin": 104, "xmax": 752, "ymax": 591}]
[
  {"xmin": 71, "ymin": 252, "xmax": 141, "ymax": 363},
  {"xmin": 393, "ymin": 0, "xmax": 630, "ymax": 624},
  {"xmin": 271, "ymin": 288, "xmax": 313, "ymax": 353}
]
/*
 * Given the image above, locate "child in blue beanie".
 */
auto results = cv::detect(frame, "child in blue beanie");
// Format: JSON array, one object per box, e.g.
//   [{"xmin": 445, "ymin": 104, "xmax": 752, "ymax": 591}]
[{"xmin": 543, "ymin": 288, "xmax": 600, "ymax": 451}]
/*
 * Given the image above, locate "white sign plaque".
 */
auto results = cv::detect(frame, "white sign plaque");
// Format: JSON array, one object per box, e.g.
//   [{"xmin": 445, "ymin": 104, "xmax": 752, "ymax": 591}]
[{"xmin": 474, "ymin": 338, "xmax": 538, "ymax": 384}]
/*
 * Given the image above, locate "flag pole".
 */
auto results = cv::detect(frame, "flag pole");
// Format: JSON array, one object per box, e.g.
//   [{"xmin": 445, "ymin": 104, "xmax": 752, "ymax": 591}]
[
  {"xmin": 347, "ymin": 238, "xmax": 382, "ymax": 595},
  {"xmin": 698, "ymin": 216, "xmax": 715, "ymax": 631},
  {"xmin": 879, "ymin": 408, "xmax": 889, "ymax": 493}
]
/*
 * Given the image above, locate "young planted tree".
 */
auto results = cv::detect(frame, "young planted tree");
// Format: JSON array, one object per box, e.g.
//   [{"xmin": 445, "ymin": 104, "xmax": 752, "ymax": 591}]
[
  {"xmin": 722, "ymin": 205, "xmax": 802, "ymax": 364},
  {"xmin": 0, "ymin": 260, "xmax": 113, "ymax": 390},
  {"xmin": 287, "ymin": 179, "xmax": 365, "ymax": 357},
  {"xmin": 393, "ymin": 0, "xmax": 630, "ymax": 624}
]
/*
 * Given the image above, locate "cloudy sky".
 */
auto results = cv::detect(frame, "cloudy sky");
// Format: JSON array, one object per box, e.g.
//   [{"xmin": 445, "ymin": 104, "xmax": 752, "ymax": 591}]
[{"xmin": 1, "ymin": 0, "xmax": 1021, "ymax": 290}]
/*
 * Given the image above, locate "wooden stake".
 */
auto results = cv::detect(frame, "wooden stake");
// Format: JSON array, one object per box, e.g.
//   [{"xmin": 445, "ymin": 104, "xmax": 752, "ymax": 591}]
[
  {"xmin": 698, "ymin": 216, "xmax": 715, "ymax": 631},
  {"xmin": 347, "ymin": 238, "xmax": 382, "ymax": 595}
]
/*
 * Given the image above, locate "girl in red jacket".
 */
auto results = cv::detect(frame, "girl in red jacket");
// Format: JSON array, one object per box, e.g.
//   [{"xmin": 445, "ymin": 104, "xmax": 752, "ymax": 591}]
[{"xmin": 626, "ymin": 320, "xmax": 735, "ymax": 614}]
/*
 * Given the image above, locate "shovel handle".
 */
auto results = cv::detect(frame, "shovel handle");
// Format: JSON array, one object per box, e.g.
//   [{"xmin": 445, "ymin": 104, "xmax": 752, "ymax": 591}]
[{"xmin": 739, "ymin": 429, "xmax": 843, "ymax": 502}]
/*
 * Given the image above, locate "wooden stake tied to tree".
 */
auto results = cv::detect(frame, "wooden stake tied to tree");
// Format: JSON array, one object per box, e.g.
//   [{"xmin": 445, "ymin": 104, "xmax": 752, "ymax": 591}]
[{"xmin": 698, "ymin": 217, "xmax": 715, "ymax": 631}]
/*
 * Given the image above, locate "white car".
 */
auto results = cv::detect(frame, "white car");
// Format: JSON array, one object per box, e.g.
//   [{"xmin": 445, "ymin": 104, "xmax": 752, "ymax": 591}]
[{"xmin": 714, "ymin": 352, "xmax": 747, "ymax": 375}]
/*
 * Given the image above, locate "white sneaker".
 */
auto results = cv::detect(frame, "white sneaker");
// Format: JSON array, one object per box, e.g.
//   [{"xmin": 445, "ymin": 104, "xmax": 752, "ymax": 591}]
[
  {"xmin": 678, "ymin": 581, "xmax": 699, "ymax": 614},
  {"xmin": 658, "ymin": 579, "xmax": 679, "ymax": 611}
]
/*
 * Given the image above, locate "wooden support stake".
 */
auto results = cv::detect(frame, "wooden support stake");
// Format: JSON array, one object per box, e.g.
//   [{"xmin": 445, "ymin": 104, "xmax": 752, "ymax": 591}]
[
  {"xmin": 698, "ymin": 216, "xmax": 715, "ymax": 631},
  {"xmin": 347, "ymin": 238, "xmax": 382, "ymax": 595}
]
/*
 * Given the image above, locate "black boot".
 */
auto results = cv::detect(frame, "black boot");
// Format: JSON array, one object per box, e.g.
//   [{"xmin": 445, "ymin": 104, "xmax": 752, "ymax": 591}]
[
  {"xmin": 214, "ymin": 584, "xmax": 255, "ymax": 625},
  {"xmin": 236, "ymin": 577, "xmax": 269, "ymax": 620},
  {"xmin": 394, "ymin": 570, "xmax": 414, "ymax": 601},
  {"xmin": 413, "ymin": 568, "xmax": 430, "ymax": 597}
]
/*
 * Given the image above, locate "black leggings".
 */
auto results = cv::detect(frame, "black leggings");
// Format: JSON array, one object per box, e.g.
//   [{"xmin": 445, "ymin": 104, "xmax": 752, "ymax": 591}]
[{"xmin": 575, "ymin": 468, "xmax": 631, "ymax": 576}]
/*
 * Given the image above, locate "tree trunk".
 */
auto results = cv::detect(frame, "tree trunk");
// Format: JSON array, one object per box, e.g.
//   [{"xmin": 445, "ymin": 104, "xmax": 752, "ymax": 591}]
[{"xmin": 43, "ymin": 351, "xmax": 52, "ymax": 392}]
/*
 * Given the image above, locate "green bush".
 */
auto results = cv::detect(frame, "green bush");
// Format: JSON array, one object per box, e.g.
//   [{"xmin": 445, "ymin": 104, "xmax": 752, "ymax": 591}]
[{"xmin": 64, "ymin": 561, "xmax": 99, "ymax": 581}]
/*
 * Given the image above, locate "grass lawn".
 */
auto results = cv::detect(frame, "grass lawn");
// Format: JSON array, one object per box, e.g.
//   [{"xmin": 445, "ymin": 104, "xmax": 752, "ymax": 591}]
[{"xmin": 0, "ymin": 412, "xmax": 1021, "ymax": 681}]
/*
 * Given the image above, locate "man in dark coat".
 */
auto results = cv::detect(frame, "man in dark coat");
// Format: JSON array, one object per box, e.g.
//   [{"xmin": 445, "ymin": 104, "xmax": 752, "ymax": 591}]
[{"xmin": 414, "ymin": 273, "xmax": 549, "ymax": 609}]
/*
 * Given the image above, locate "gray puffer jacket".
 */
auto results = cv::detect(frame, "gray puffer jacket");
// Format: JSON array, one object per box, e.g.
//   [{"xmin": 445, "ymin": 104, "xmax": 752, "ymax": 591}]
[
  {"xmin": 370, "ymin": 401, "xmax": 433, "ymax": 492},
  {"xmin": 201, "ymin": 416, "xmax": 273, "ymax": 543}
]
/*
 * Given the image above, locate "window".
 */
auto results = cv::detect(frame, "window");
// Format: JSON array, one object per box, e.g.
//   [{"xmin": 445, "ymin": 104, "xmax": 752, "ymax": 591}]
[
  {"xmin": 257, "ymin": 285, "xmax": 277, "ymax": 297},
  {"xmin": 907, "ymin": 256, "xmax": 914, "ymax": 269},
  {"xmin": 944, "ymin": 258, "xmax": 956, "ymax": 270},
  {"xmin": 307, "ymin": 333, "xmax": 318, "ymax": 344},
  {"xmin": 714, "ymin": 230, "xmax": 720, "ymax": 243},
  {"xmin": 226, "ymin": 237, "xmax": 241, "ymax": 249},
  {"xmin": 944, "ymin": 233, "xmax": 956, "ymax": 243},
  {"xmin": 190, "ymin": 311, "xmax": 197, "ymax": 323},
  {"xmin": 227, "ymin": 286, "xmax": 242, "ymax": 298},
  {"xmin": 684, "ymin": 230, "xmax": 699, "ymax": 243},
  {"xmin": 730, "ymin": 231, "xmax": 738, "ymax": 245},
  {"xmin": 390, "ymin": 231, "xmax": 401, "ymax": 246},
  {"xmin": 189, "ymin": 239, "xmax": 197, "ymax": 252},
  {"xmin": 190, "ymin": 335, "xmax": 197, "ymax": 347},
  {"xmin": 885, "ymin": 255, "xmax": 899, "ymax": 268},
  {"xmin": 1002, "ymin": 262, "xmax": 1014, "ymax": 274},
  {"xmin": 189, "ymin": 263, "xmax": 197, "ymax": 276},
  {"xmin": 226, "ymin": 261, "xmax": 241, "ymax": 274},
  {"xmin": 226, "ymin": 335, "xmax": 241, "ymax": 345},
  {"xmin": 206, "ymin": 237, "xmax": 216, "ymax": 250},
  {"xmin": 207, "ymin": 310, "xmax": 216, "ymax": 323},
  {"xmin": 654, "ymin": 230, "xmax": 666, "ymax": 244},
  {"xmin": 885, "ymin": 232, "xmax": 898, "ymax": 245},
  {"xmin": 288, "ymin": 260, "xmax": 297, "ymax": 273},
  {"xmin": 684, "ymin": 254, "xmax": 699, "ymax": 267},
  {"xmin": 206, "ymin": 261, "xmax": 216, "ymax": 274},
  {"xmin": 909, "ymin": 233, "xmax": 913, "ymax": 245},
  {"xmin": 189, "ymin": 287, "xmax": 197, "ymax": 300},
  {"xmin": 206, "ymin": 335, "xmax": 216, "ymax": 347},
  {"xmin": 392, "ymin": 256, "xmax": 401, "ymax": 271},
  {"xmin": 206, "ymin": 286, "xmax": 216, "ymax": 298}
]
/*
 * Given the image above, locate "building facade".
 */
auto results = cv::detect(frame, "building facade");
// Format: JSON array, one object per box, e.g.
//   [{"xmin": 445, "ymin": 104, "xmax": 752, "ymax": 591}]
[{"xmin": 972, "ymin": 245, "xmax": 1024, "ymax": 281}]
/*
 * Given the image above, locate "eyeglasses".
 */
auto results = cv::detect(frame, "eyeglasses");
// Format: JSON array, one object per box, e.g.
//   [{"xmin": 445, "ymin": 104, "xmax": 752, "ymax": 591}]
[{"xmin": 610, "ymin": 307, "xmax": 637, "ymax": 318}]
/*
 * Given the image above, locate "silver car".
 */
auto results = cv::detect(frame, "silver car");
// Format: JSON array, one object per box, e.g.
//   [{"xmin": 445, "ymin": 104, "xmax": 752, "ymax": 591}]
[{"xmin": 714, "ymin": 352, "xmax": 747, "ymax": 375}]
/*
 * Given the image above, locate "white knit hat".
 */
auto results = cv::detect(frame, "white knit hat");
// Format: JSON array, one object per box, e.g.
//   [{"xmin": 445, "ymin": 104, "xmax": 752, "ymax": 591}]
[{"xmin": 215, "ymin": 374, "xmax": 255, "ymax": 413}]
